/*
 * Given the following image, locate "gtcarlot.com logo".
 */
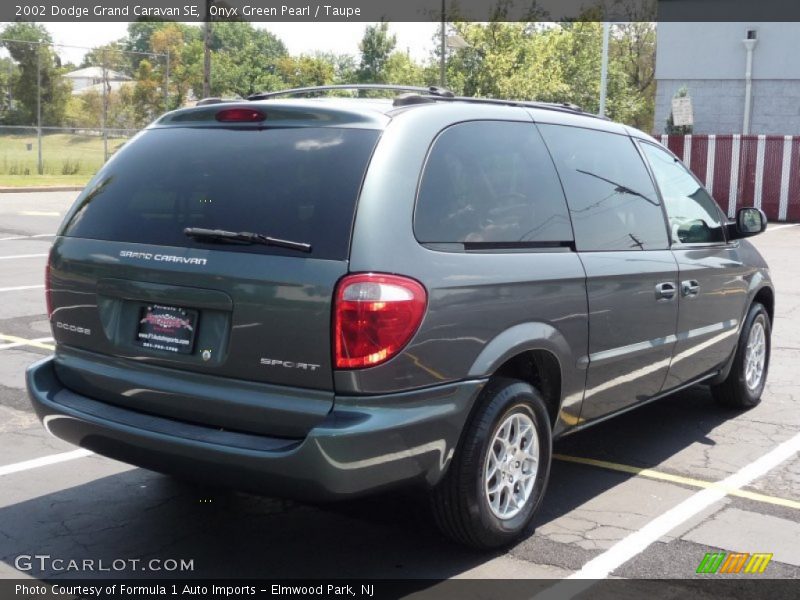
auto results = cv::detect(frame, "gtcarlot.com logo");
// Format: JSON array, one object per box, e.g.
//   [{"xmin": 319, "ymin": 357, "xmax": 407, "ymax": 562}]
[
  {"xmin": 696, "ymin": 552, "xmax": 773, "ymax": 574},
  {"xmin": 15, "ymin": 554, "xmax": 194, "ymax": 573}
]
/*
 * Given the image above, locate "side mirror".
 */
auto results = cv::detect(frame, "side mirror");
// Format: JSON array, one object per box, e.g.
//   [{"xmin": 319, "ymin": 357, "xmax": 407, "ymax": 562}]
[{"xmin": 729, "ymin": 207, "xmax": 767, "ymax": 239}]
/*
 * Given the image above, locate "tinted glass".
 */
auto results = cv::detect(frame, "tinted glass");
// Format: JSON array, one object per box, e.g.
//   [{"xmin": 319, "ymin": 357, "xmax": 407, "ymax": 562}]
[
  {"xmin": 414, "ymin": 121, "xmax": 572, "ymax": 244},
  {"xmin": 62, "ymin": 127, "xmax": 380, "ymax": 260},
  {"xmin": 640, "ymin": 142, "xmax": 725, "ymax": 244},
  {"xmin": 538, "ymin": 125, "xmax": 668, "ymax": 251}
]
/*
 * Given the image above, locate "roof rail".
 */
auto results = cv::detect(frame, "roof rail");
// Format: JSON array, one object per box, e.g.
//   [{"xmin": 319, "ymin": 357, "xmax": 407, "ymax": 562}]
[
  {"xmin": 392, "ymin": 92, "xmax": 598, "ymax": 118},
  {"xmin": 247, "ymin": 84, "xmax": 455, "ymax": 101},
  {"xmin": 247, "ymin": 83, "xmax": 600, "ymax": 119}
]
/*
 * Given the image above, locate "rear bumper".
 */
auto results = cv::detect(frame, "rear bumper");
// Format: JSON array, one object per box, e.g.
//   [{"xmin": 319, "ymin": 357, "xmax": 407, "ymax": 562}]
[{"xmin": 26, "ymin": 356, "xmax": 484, "ymax": 501}]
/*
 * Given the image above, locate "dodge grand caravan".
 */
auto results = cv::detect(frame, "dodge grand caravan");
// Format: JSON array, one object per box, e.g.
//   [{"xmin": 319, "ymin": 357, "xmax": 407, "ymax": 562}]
[{"xmin": 27, "ymin": 85, "xmax": 773, "ymax": 548}]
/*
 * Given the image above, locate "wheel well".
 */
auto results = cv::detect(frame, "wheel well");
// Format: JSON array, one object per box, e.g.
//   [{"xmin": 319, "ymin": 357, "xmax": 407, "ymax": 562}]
[
  {"xmin": 754, "ymin": 287, "xmax": 774, "ymax": 323},
  {"xmin": 494, "ymin": 350, "xmax": 562, "ymax": 428}
]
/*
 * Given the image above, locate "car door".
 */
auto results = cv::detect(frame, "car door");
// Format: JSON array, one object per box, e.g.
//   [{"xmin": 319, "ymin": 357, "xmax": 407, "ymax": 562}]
[
  {"xmin": 538, "ymin": 123, "xmax": 679, "ymax": 422},
  {"xmin": 638, "ymin": 141, "xmax": 749, "ymax": 389}
]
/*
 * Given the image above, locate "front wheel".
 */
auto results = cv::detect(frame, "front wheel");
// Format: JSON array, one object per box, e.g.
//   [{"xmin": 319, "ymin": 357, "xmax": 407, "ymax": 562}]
[
  {"xmin": 711, "ymin": 302, "xmax": 771, "ymax": 409},
  {"xmin": 430, "ymin": 378, "xmax": 552, "ymax": 549}
]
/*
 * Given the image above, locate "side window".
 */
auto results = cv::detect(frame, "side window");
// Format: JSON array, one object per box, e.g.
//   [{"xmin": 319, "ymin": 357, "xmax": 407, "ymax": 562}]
[
  {"xmin": 538, "ymin": 124, "xmax": 668, "ymax": 251},
  {"xmin": 414, "ymin": 121, "xmax": 573, "ymax": 245},
  {"xmin": 640, "ymin": 142, "xmax": 726, "ymax": 245}
]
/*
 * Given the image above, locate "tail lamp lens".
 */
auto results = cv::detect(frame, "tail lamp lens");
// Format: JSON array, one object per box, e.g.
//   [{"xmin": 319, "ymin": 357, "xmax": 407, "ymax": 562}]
[{"xmin": 334, "ymin": 274, "xmax": 427, "ymax": 369}]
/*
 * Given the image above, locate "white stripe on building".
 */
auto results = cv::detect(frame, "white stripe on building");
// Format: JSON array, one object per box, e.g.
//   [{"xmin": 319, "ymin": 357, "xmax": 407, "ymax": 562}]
[
  {"xmin": 705, "ymin": 135, "xmax": 716, "ymax": 195},
  {"xmin": 778, "ymin": 136, "xmax": 793, "ymax": 221},
  {"xmin": 753, "ymin": 135, "xmax": 766, "ymax": 210},
  {"xmin": 728, "ymin": 135, "xmax": 741, "ymax": 218}
]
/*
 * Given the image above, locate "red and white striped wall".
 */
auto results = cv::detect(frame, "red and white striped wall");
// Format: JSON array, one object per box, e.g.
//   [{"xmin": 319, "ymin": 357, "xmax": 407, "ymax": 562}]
[{"xmin": 660, "ymin": 135, "xmax": 800, "ymax": 222}]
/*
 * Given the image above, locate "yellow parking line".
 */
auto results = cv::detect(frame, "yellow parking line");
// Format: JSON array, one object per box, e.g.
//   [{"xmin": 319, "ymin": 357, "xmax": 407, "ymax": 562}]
[
  {"xmin": 0, "ymin": 334, "xmax": 54, "ymax": 351},
  {"xmin": 554, "ymin": 453, "xmax": 800, "ymax": 511}
]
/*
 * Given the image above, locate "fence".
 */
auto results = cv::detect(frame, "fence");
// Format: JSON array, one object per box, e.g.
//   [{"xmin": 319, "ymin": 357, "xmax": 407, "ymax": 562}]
[
  {"xmin": 660, "ymin": 134, "xmax": 800, "ymax": 223},
  {"xmin": 0, "ymin": 125, "xmax": 138, "ymax": 182}
]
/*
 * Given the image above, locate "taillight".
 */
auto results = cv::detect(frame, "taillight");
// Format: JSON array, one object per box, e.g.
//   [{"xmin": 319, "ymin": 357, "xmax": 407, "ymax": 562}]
[
  {"xmin": 334, "ymin": 274, "xmax": 427, "ymax": 369},
  {"xmin": 45, "ymin": 262, "xmax": 53, "ymax": 319},
  {"xmin": 215, "ymin": 108, "xmax": 266, "ymax": 122}
]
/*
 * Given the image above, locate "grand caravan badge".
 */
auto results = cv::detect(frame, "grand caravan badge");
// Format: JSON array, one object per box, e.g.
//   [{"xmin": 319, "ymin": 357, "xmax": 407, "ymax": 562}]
[{"xmin": 119, "ymin": 250, "xmax": 207, "ymax": 266}]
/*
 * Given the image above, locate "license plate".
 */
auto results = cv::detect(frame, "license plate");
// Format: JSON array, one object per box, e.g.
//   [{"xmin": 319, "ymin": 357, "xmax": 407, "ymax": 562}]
[{"xmin": 136, "ymin": 304, "xmax": 198, "ymax": 354}]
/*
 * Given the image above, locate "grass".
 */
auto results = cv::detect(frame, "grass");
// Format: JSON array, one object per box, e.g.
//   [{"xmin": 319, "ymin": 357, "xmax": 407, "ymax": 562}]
[{"xmin": 0, "ymin": 132, "xmax": 130, "ymax": 187}]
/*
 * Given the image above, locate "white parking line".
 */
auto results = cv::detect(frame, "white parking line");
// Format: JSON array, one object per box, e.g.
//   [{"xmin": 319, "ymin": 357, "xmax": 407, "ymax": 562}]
[
  {"xmin": 766, "ymin": 224, "xmax": 799, "ymax": 233},
  {"xmin": 0, "ymin": 254, "xmax": 48, "ymax": 260},
  {"xmin": 565, "ymin": 431, "xmax": 800, "ymax": 580},
  {"xmin": 0, "ymin": 285, "xmax": 45, "ymax": 293},
  {"xmin": 0, "ymin": 233, "xmax": 55, "ymax": 241},
  {"xmin": 0, "ymin": 449, "xmax": 93, "ymax": 477}
]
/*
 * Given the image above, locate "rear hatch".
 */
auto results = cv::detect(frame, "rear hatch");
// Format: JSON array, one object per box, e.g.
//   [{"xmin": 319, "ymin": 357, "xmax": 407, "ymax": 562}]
[{"xmin": 48, "ymin": 105, "xmax": 383, "ymax": 438}]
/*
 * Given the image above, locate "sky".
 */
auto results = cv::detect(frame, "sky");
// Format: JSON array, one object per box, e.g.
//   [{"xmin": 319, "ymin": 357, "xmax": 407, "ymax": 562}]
[{"xmin": 22, "ymin": 22, "xmax": 440, "ymax": 64}]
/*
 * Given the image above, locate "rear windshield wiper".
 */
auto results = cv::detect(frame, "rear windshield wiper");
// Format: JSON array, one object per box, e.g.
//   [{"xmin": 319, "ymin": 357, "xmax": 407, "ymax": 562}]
[{"xmin": 184, "ymin": 227, "xmax": 312, "ymax": 253}]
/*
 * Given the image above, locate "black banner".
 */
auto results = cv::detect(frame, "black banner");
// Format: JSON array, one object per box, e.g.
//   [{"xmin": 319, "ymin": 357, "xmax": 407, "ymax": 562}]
[
  {"xmin": 1, "ymin": 579, "xmax": 798, "ymax": 600},
  {"xmin": 4, "ymin": 0, "xmax": 800, "ymax": 23}
]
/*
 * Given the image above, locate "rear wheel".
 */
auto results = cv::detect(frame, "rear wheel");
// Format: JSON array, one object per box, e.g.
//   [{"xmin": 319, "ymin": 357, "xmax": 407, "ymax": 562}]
[
  {"xmin": 711, "ymin": 302, "xmax": 771, "ymax": 409},
  {"xmin": 431, "ymin": 378, "xmax": 552, "ymax": 549}
]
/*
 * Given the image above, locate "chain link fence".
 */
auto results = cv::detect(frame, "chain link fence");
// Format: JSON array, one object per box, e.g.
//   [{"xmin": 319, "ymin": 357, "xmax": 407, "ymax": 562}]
[
  {"xmin": 0, "ymin": 36, "xmax": 169, "ymax": 184},
  {"xmin": 0, "ymin": 125, "xmax": 137, "ymax": 180}
]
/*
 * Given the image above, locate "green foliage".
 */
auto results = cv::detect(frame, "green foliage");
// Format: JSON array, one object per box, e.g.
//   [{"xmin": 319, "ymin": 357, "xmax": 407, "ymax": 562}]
[
  {"xmin": 0, "ymin": 23, "xmax": 71, "ymax": 127},
  {"xmin": 0, "ymin": 20, "xmax": 657, "ymax": 133},
  {"xmin": 357, "ymin": 23, "xmax": 397, "ymax": 84}
]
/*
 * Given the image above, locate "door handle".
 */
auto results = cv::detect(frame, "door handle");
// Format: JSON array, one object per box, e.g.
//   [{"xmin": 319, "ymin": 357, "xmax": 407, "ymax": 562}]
[
  {"xmin": 655, "ymin": 282, "xmax": 676, "ymax": 300},
  {"xmin": 681, "ymin": 280, "xmax": 700, "ymax": 297}
]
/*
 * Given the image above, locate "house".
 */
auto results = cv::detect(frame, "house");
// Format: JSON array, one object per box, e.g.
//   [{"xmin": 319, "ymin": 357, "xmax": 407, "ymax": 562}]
[
  {"xmin": 63, "ymin": 66, "xmax": 132, "ymax": 96},
  {"xmin": 654, "ymin": 23, "xmax": 800, "ymax": 134}
]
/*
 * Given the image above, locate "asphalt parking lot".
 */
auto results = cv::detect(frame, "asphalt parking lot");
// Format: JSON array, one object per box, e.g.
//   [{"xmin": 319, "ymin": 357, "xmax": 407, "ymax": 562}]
[{"xmin": 0, "ymin": 191, "xmax": 798, "ymax": 584}]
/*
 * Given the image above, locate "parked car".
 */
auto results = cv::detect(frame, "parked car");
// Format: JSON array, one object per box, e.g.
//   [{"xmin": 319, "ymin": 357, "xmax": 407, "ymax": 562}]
[{"xmin": 27, "ymin": 85, "xmax": 773, "ymax": 549}]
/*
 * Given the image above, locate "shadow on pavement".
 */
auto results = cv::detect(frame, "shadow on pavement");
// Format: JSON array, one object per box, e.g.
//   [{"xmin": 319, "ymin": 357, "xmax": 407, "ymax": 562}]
[{"xmin": 0, "ymin": 384, "xmax": 738, "ymax": 580}]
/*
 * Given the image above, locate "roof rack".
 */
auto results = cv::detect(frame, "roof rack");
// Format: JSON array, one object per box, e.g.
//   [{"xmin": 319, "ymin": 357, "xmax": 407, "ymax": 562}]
[
  {"xmin": 247, "ymin": 84, "xmax": 455, "ymax": 101},
  {"xmin": 247, "ymin": 84, "xmax": 600, "ymax": 119}
]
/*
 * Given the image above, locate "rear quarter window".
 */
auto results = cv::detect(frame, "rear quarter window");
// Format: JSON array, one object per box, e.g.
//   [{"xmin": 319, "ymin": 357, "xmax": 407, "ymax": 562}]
[
  {"xmin": 414, "ymin": 121, "xmax": 573, "ymax": 246},
  {"xmin": 61, "ymin": 127, "xmax": 380, "ymax": 260}
]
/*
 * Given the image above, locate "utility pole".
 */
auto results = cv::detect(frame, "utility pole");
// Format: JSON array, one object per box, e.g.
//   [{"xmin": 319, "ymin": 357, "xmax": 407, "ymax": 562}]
[
  {"xmin": 599, "ymin": 22, "xmax": 610, "ymax": 117},
  {"xmin": 439, "ymin": 0, "xmax": 446, "ymax": 87},
  {"xmin": 203, "ymin": 0, "xmax": 212, "ymax": 98},
  {"xmin": 36, "ymin": 46, "xmax": 42, "ymax": 175},
  {"xmin": 164, "ymin": 50, "xmax": 170, "ymax": 110},
  {"xmin": 101, "ymin": 48, "xmax": 109, "ymax": 161}
]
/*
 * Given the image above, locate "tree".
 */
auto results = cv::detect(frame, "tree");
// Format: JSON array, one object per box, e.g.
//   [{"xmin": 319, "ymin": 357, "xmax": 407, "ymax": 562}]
[
  {"xmin": 131, "ymin": 59, "xmax": 162, "ymax": 126},
  {"xmin": 276, "ymin": 55, "xmax": 335, "ymax": 88},
  {"xmin": 357, "ymin": 23, "xmax": 397, "ymax": 83},
  {"xmin": 206, "ymin": 23, "xmax": 287, "ymax": 97},
  {"xmin": 384, "ymin": 52, "xmax": 425, "ymax": 86},
  {"xmin": 0, "ymin": 22, "xmax": 71, "ymax": 126}
]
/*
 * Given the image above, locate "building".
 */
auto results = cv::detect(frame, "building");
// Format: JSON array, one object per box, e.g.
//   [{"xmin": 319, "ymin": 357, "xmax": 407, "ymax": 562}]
[
  {"xmin": 654, "ymin": 23, "xmax": 800, "ymax": 135},
  {"xmin": 63, "ymin": 66, "xmax": 132, "ymax": 96}
]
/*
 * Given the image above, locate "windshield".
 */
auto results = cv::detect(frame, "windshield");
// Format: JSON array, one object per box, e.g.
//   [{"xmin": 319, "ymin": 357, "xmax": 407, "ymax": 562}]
[{"xmin": 61, "ymin": 126, "xmax": 381, "ymax": 260}]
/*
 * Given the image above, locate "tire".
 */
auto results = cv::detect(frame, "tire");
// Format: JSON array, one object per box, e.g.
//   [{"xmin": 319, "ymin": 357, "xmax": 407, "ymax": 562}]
[
  {"xmin": 430, "ymin": 377, "xmax": 552, "ymax": 549},
  {"xmin": 711, "ymin": 302, "xmax": 771, "ymax": 409}
]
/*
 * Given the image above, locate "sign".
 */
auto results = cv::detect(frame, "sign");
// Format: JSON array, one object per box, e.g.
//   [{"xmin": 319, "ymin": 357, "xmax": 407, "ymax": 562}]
[{"xmin": 671, "ymin": 96, "xmax": 694, "ymax": 127}]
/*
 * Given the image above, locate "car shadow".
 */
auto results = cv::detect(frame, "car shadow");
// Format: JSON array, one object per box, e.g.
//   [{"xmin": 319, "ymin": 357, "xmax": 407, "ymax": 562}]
[{"xmin": 0, "ymin": 384, "xmax": 739, "ymax": 582}]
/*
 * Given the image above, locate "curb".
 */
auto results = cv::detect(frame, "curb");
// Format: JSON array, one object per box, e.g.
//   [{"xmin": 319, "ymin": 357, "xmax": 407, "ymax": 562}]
[{"xmin": 0, "ymin": 186, "xmax": 84, "ymax": 193}]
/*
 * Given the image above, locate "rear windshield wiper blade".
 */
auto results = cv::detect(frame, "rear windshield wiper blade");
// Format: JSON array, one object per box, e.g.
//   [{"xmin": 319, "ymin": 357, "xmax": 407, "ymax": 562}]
[{"xmin": 184, "ymin": 227, "xmax": 312, "ymax": 253}]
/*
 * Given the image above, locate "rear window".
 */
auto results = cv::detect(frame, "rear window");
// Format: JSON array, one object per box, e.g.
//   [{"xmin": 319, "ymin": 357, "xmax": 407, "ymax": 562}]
[{"xmin": 61, "ymin": 127, "xmax": 380, "ymax": 260}]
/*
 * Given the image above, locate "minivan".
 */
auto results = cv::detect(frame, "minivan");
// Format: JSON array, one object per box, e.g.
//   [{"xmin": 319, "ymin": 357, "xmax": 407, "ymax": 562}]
[{"xmin": 27, "ymin": 85, "xmax": 773, "ymax": 548}]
